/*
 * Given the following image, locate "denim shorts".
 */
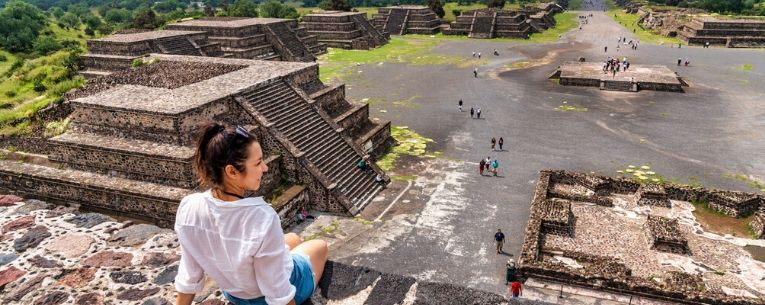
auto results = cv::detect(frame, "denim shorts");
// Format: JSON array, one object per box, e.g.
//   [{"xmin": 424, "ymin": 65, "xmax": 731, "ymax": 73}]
[{"xmin": 223, "ymin": 253, "xmax": 315, "ymax": 305}]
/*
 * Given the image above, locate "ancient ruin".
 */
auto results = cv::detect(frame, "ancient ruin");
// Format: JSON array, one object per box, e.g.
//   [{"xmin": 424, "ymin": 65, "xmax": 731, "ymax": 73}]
[
  {"xmin": 81, "ymin": 17, "xmax": 327, "ymax": 78},
  {"xmin": 0, "ymin": 55, "xmax": 393, "ymax": 227},
  {"xmin": 549, "ymin": 61, "xmax": 687, "ymax": 92},
  {"xmin": 80, "ymin": 30, "xmax": 223, "ymax": 78},
  {"xmin": 371, "ymin": 6, "xmax": 441, "ymax": 35},
  {"xmin": 522, "ymin": 3, "xmax": 563, "ymax": 33},
  {"xmin": 301, "ymin": 11, "xmax": 389, "ymax": 50},
  {"xmin": 519, "ymin": 170, "xmax": 765, "ymax": 305},
  {"xmin": 166, "ymin": 17, "xmax": 326, "ymax": 60},
  {"xmin": 442, "ymin": 8, "xmax": 532, "ymax": 38},
  {"xmin": 679, "ymin": 17, "xmax": 765, "ymax": 48}
]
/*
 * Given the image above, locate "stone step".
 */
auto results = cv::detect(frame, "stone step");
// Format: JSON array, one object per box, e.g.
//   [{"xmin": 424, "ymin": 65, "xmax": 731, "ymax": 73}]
[
  {"xmin": 80, "ymin": 69, "xmax": 113, "ymax": 80},
  {"xmin": 48, "ymin": 131, "xmax": 197, "ymax": 188},
  {"xmin": 80, "ymin": 53, "xmax": 138, "ymax": 71},
  {"xmin": 0, "ymin": 160, "xmax": 190, "ymax": 227}
]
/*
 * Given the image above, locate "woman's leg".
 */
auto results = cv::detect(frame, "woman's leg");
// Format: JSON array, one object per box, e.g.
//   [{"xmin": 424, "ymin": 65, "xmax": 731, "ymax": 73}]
[
  {"xmin": 285, "ymin": 232, "xmax": 301, "ymax": 250},
  {"xmin": 292, "ymin": 239, "xmax": 329, "ymax": 286}
]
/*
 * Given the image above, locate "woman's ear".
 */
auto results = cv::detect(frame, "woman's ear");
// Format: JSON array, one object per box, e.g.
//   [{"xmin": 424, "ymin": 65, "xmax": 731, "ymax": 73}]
[{"xmin": 224, "ymin": 164, "xmax": 239, "ymax": 179}]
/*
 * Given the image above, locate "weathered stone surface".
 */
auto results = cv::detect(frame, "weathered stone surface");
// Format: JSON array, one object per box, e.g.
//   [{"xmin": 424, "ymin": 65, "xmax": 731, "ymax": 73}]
[
  {"xmin": 45, "ymin": 206, "xmax": 78, "ymax": 218},
  {"xmin": 13, "ymin": 225, "xmax": 51, "ymax": 252},
  {"xmin": 108, "ymin": 224, "xmax": 171, "ymax": 247},
  {"xmin": 83, "ymin": 251, "xmax": 133, "ymax": 267},
  {"xmin": 2, "ymin": 215, "xmax": 35, "ymax": 233},
  {"xmin": 4, "ymin": 274, "xmax": 47, "ymax": 302},
  {"xmin": 0, "ymin": 194, "xmax": 23, "ymax": 206},
  {"xmin": 58, "ymin": 267, "xmax": 96, "ymax": 288},
  {"xmin": 153, "ymin": 265, "xmax": 178, "ymax": 285},
  {"xmin": 0, "ymin": 253, "xmax": 19, "ymax": 266},
  {"xmin": 414, "ymin": 281, "xmax": 507, "ymax": 305},
  {"xmin": 141, "ymin": 252, "xmax": 180, "ymax": 267},
  {"xmin": 75, "ymin": 293, "xmax": 104, "ymax": 305},
  {"xmin": 13, "ymin": 199, "xmax": 53, "ymax": 214},
  {"xmin": 44, "ymin": 234, "xmax": 94, "ymax": 258},
  {"xmin": 142, "ymin": 297, "xmax": 172, "ymax": 305},
  {"xmin": 35, "ymin": 291, "xmax": 69, "ymax": 305},
  {"xmin": 110, "ymin": 270, "xmax": 147, "ymax": 284},
  {"xmin": 28, "ymin": 255, "xmax": 62, "ymax": 268},
  {"xmin": 364, "ymin": 273, "xmax": 416, "ymax": 305},
  {"xmin": 65, "ymin": 213, "xmax": 114, "ymax": 229},
  {"xmin": 116, "ymin": 287, "xmax": 161, "ymax": 301},
  {"xmin": 318, "ymin": 261, "xmax": 381, "ymax": 300},
  {"xmin": 0, "ymin": 266, "xmax": 25, "ymax": 288}
]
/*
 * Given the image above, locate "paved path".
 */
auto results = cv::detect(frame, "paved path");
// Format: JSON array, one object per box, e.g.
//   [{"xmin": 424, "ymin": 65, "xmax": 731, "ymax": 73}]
[{"xmin": 301, "ymin": 0, "xmax": 765, "ymax": 298}]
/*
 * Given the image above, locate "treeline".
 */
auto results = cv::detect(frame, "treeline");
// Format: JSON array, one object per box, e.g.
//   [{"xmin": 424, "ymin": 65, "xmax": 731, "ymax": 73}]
[{"xmin": 650, "ymin": 0, "xmax": 765, "ymax": 15}]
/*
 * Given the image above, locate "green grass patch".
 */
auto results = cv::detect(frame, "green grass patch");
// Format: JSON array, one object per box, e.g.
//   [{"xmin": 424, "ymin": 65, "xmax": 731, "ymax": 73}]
[
  {"xmin": 506, "ymin": 60, "xmax": 531, "ymax": 70},
  {"xmin": 391, "ymin": 174, "xmax": 417, "ymax": 181},
  {"xmin": 739, "ymin": 64, "xmax": 753, "ymax": 71},
  {"xmin": 721, "ymin": 173, "xmax": 765, "ymax": 193},
  {"xmin": 608, "ymin": 6, "xmax": 682, "ymax": 45},
  {"xmin": 0, "ymin": 50, "xmax": 17, "ymax": 76},
  {"xmin": 691, "ymin": 200, "xmax": 757, "ymax": 238},
  {"xmin": 616, "ymin": 164, "xmax": 669, "ymax": 184},
  {"xmin": 0, "ymin": 50, "xmax": 85, "ymax": 136},
  {"xmin": 377, "ymin": 126, "xmax": 439, "ymax": 171},
  {"xmin": 568, "ymin": 0, "xmax": 582, "ymax": 10},
  {"xmin": 554, "ymin": 101, "xmax": 587, "ymax": 112},
  {"xmin": 318, "ymin": 36, "xmax": 486, "ymax": 82},
  {"xmin": 527, "ymin": 11, "xmax": 579, "ymax": 43}
]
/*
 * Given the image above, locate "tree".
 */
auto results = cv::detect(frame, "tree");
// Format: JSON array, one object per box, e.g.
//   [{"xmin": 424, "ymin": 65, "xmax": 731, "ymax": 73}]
[
  {"xmin": 104, "ymin": 8, "xmax": 133, "ymax": 23},
  {"xmin": 259, "ymin": 0, "xmax": 298, "ymax": 19},
  {"xmin": 227, "ymin": 0, "xmax": 258, "ymax": 17},
  {"xmin": 319, "ymin": 0, "xmax": 352, "ymax": 11},
  {"xmin": 154, "ymin": 0, "xmax": 185, "ymax": 13},
  {"xmin": 49, "ymin": 7, "xmax": 65, "ymax": 18},
  {"xmin": 427, "ymin": 0, "xmax": 445, "ymax": 18},
  {"xmin": 485, "ymin": 0, "xmax": 505, "ymax": 8},
  {"xmin": 33, "ymin": 36, "xmax": 63, "ymax": 55},
  {"xmin": 59, "ymin": 12, "xmax": 81, "ymax": 28},
  {"xmin": 132, "ymin": 7, "xmax": 165, "ymax": 29},
  {"xmin": 0, "ymin": 0, "xmax": 48, "ymax": 53}
]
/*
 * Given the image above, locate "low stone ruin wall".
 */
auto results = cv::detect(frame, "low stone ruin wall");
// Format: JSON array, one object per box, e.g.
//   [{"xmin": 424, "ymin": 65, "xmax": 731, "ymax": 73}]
[
  {"xmin": 517, "ymin": 169, "xmax": 765, "ymax": 305},
  {"xmin": 646, "ymin": 215, "xmax": 689, "ymax": 254},
  {"xmin": 87, "ymin": 41, "xmax": 153, "ymax": 56},
  {"xmin": 752, "ymin": 211, "xmax": 765, "ymax": 239}
]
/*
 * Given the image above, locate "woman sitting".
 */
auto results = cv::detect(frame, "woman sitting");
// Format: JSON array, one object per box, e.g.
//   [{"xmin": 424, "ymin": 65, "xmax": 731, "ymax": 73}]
[{"xmin": 174, "ymin": 123, "xmax": 328, "ymax": 305}]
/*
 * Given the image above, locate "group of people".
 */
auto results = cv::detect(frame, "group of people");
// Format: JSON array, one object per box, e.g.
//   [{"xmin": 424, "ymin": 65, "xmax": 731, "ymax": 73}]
[
  {"xmin": 491, "ymin": 137, "xmax": 504, "ymax": 151},
  {"xmin": 479, "ymin": 156, "xmax": 500, "ymax": 176},
  {"xmin": 603, "ymin": 56, "xmax": 630, "ymax": 76},
  {"xmin": 677, "ymin": 57, "xmax": 691, "ymax": 66},
  {"xmin": 459, "ymin": 99, "xmax": 483, "ymax": 119}
]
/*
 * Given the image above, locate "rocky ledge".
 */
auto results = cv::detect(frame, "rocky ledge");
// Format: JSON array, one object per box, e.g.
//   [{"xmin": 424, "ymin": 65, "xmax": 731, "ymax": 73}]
[{"xmin": 0, "ymin": 195, "xmax": 547, "ymax": 305}]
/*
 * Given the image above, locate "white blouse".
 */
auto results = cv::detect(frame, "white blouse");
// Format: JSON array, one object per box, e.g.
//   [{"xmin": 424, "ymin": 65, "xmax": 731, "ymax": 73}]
[{"xmin": 174, "ymin": 190, "xmax": 295, "ymax": 305}]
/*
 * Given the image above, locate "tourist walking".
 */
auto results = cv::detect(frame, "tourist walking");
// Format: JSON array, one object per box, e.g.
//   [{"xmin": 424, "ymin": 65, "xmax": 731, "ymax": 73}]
[
  {"xmin": 476, "ymin": 107, "xmax": 482, "ymax": 119},
  {"xmin": 677, "ymin": 58, "xmax": 682, "ymax": 66},
  {"xmin": 175, "ymin": 123, "xmax": 328, "ymax": 305},
  {"xmin": 472, "ymin": 51, "xmax": 476, "ymax": 57},
  {"xmin": 494, "ymin": 49, "xmax": 499, "ymax": 56},
  {"xmin": 479, "ymin": 159, "xmax": 486, "ymax": 175},
  {"xmin": 491, "ymin": 137, "xmax": 496, "ymax": 150},
  {"xmin": 498, "ymin": 137, "xmax": 504, "ymax": 151},
  {"xmin": 473, "ymin": 68, "xmax": 478, "ymax": 78},
  {"xmin": 458, "ymin": 99, "xmax": 463, "ymax": 112},
  {"xmin": 478, "ymin": 52, "xmax": 482, "ymax": 59},
  {"xmin": 470, "ymin": 107, "xmax": 474, "ymax": 118},
  {"xmin": 684, "ymin": 58, "xmax": 690, "ymax": 66},
  {"xmin": 509, "ymin": 281, "xmax": 523, "ymax": 298},
  {"xmin": 491, "ymin": 159, "xmax": 499, "ymax": 176},
  {"xmin": 485, "ymin": 156, "xmax": 491, "ymax": 172},
  {"xmin": 494, "ymin": 229, "xmax": 505, "ymax": 253},
  {"xmin": 604, "ymin": 46, "xmax": 608, "ymax": 53}
]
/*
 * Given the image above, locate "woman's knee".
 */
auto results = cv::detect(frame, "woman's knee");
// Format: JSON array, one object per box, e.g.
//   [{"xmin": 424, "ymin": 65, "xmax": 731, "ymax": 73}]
[{"xmin": 285, "ymin": 233, "xmax": 301, "ymax": 250}]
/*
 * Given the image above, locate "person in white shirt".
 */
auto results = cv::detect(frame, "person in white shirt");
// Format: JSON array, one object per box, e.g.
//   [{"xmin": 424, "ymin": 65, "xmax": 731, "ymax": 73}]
[{"xmin": 175, "ymin": 123, "xmax": 328, "ymax": 305}]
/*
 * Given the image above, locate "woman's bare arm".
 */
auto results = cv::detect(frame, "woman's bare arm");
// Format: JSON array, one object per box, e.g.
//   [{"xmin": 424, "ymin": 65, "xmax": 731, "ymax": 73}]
[{"xmin": 176, "ymin": 293, "xmax": 195, "ymax": 305}]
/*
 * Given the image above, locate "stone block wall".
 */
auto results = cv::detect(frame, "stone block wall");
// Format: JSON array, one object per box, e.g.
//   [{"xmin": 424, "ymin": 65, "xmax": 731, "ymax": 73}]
[{"xmin": 646, "ymin": 215, "xmax": 689, "ymax": 254}]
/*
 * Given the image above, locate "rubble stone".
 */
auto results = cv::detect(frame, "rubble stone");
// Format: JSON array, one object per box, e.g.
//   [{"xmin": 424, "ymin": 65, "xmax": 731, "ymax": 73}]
[{"xmin": 14, "ymin": 225, "xmax": 52, "ymax": 252}]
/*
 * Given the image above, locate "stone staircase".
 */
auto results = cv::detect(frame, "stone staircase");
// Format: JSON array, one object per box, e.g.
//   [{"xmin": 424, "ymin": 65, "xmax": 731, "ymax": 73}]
[
  {"xmin": 265, "ymin": 22, "xmax": 314, "ymax": 61},
  {"xmin": 235, "ymin": 81, "xmax": 383, "ymax": 212},
  {"xmin": 351, "ymin": 13, "xmax": 389, "ymax": 47},
  {"xmin": 385, "ymin": 9, "xmax": 408, "ymax": 35},
  {"xmin": 155, "ymin": 36, "xmax": 203, "ymax": 56},
  {"xmin": 469, "ymin": 16, "xmax": 494, "ymax": 38}
]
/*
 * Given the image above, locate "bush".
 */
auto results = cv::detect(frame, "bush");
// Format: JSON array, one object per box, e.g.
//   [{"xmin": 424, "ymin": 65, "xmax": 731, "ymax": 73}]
[
  {"xmin": 33, "ymin": 80, "xmax": 47, "ymax": 92},
  {"xmin": 33, "ymin": 36, "xmax": 63, "ymax": 55},
  {"xmin": 4, "ymin": 90, "xmax": 16, "ymax": 98},
  {"xmin": 0, "ymin": 54, "xmax": 6, "ymax": 62},
  {"xmin": 453, "ymin": 9, "xmax": 462, "ymax": 17}
]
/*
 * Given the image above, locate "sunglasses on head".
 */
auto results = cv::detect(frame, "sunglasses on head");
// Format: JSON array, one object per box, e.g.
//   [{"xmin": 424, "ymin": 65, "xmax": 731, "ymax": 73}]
[{"xmin": 222, "ymin": 125, "xmax": 251, "ymax": 165}]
